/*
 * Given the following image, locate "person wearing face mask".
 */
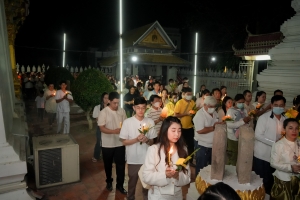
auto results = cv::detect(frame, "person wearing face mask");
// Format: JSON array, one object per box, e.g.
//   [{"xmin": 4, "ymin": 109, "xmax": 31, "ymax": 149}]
[
  {"xmin": 193, "ymin": 96, "xmax": 225, "ymax": 175},
  {"xmin": 253, "ymin": 95, "xmax": 286, "ymax": 195},
  {"xmin": 174, "ymin": 87, "xmax": 196, "ymax": 167},
  {"xmin": 145, "ymin": 95, "xmax": 164, "ymax": 136},
  {"xmin": 226, "ymin": 94, "xmax": 252, "ymax": 166}
]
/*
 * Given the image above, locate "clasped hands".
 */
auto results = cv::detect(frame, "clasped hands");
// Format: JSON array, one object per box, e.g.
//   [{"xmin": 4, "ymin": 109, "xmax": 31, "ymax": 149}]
[
  {"xmin": 136, "ymin": 134, "xmax": 148, "ymax": 143},
  {"xmin": 292, "ymin": 164, "xmax": 300, "ymax": 173},
  {"xmin": 165, "ymin": 166, "xmax": 179, "ymax": 180}
]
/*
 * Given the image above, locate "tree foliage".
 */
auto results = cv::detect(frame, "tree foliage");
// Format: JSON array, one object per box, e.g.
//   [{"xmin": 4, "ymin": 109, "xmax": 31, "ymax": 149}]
[
  {"xmin": 44, "ymin": 66, "xmax": 74, "ymax": 89},
  {"xmin": 71, "ymin": 69, "xmax": 114, "ymax": 112}
]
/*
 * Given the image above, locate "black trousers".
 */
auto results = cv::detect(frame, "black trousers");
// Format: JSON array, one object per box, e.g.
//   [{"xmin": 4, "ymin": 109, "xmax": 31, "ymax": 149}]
[
  {"xmin": 253, "ymin": 156, "xmax": 275, "ymax": 195},
  {"xmin": 102, "ymin": 146, "xmax": 126, "ymax": 187},
  {"xmin": 182, "ymin": 128, "xmax": 195, "ymax": 162}
]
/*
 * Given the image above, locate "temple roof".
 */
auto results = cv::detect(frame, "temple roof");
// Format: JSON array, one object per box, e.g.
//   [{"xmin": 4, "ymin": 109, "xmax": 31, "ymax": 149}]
[
  {"xmin": 112, "ymin": 21, "xmax": 176, "ymax": 50},
  {"xmin": 233, "ymin": 32, "xmax": 283, "ymax": 56}
]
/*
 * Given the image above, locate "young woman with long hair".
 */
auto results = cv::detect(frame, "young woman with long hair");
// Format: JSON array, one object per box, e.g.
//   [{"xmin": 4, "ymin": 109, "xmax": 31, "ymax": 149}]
[{"xmin": 143, "ymin": 116, "xmax": 191, "ymax": 199}]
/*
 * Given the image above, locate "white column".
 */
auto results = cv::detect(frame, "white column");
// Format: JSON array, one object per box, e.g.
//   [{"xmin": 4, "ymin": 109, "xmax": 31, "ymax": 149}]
[
  {"xmin": 0, "ymin": 1, "xmax": 32, "ymax": 199},
  {"xmin": 257, "ymin": 0, "xmax": 300, "ymax": 107}
]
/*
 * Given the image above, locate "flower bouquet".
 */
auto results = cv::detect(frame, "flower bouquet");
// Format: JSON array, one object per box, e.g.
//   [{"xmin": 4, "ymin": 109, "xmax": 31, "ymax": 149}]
[
  {"xmin": 175, "ymin": 148, "xmax": 200, "ymax": 171},
  {"xmin": 138, "ymin": 124, "xmax": 154, "ymax": 145},
  {"xmin": 189, "ymin": 105, "xmax": 198, "ymax": 116},
  {"xmin": 248, "ymin": 110, "xmax": 257, "ymax": 118},
  {"xmin": 285, "ymin": 108, "xmax": 299, "ymax": 119},
  {"xmin": 222, "ymin": 115, "xmax": 234, "ymax": 122},
  {"xmin": 256, "ymin": 103, "xmax": 264, "ymax": 110}
]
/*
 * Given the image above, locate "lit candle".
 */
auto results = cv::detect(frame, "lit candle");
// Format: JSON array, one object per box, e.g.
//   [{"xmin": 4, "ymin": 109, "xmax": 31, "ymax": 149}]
[
  {"xmin": 142, "ymin": 123, "xmax": 145, "ymax": 132},
  {"xmin": 160, "ymin": 107, "xmax": 168, "ymax": 118},
  {"xmin": 168, "ymin": 146, "xmax": 173, "ymax": 166},
  {"xmin": 120, "ymin": 122, "xmax": 122, "ymax": 128}
]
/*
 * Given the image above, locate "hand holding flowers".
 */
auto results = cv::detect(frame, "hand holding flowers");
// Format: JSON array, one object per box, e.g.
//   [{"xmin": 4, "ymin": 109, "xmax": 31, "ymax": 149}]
[
  {"xmin": 138, "ymin": 124, "xmax": 154, "ymax": 145},
  {"xmin": 222, "ymin": 115, "xmax": 234, "ymax": 122}
]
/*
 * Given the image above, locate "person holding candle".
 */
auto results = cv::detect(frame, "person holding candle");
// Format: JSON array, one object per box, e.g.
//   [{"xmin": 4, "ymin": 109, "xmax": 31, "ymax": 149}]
[
  {"xmin": 193, "ymin": 96, "xmax": 224, "ymax": 175},
  {"xmin": 55, "ymin": 80, "xmax": 73, "ymax": 134},
  {"xmin": 218, "ymin": 96, "xmax": 233, "ymax": 122},
  {"xmin": 220, "ymin": 85, "xmax": 227, "ymax": 100},
  {"xmin": 174, "ymin": 87, "xmax": 196, "ymax": 167},
  {"xmin": 252, "ymin": 91, "xmax": 271, "ymax": 117},
  {"xmin": 270, "ymin": 118, "xmax": 300, "ymax": 199},
  {"xmin": 226, "ymin": 94, "xmax": 251, "ymax": 166},
  {"xmin": 119, "ymin": 97, "xmax": 156, "ymax": 200},
  {"xmin": 143, "ymin": 116, "xmax": 191, "ymax": 199},
  {"xmin": 98, "ymin": 92, "xmax": 127, "ymax": 194},
  {"xmin": 44, "ymin": 83, "xmax": 57, "ymax": 130},
  {"xmin": 161, "ymin": 89, "xmax": 169, "ymax": 107},
  {"xmin": 196, "ymin": 89, "xmax": 210, "ymax": 109},
  {"xmin": 91, "ymin": 92, "xmax": 109, "ymax": 162},
  {"xmin": 145, "ymin": 95, "xmax": 164, "ymax": 137},
  {"xmin": 253, "ymin": 95, "xmax": 286, "ymax": 195}
]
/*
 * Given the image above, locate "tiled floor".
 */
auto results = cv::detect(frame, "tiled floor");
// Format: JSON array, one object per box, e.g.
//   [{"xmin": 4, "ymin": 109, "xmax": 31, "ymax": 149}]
[{"xmin": 25, "ymin": 99, "xmax": 195, "ymax": 200}]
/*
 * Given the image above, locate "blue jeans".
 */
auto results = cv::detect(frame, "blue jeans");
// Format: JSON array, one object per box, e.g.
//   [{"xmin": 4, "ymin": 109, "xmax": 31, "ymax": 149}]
[
  {"xmin": 194, "ymin": 140, "xmax": 212, "ymax": 175},
  {"xmin": 93, "ymin": 126, "xmax": 102, "ymax": 159}
]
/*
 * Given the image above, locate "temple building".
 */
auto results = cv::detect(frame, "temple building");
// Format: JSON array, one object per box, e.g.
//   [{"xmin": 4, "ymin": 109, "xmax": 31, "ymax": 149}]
[
  {"xmin": 95, "ymin": 21, "xmax": 191, "ymax": 84},
  {"xmin": 233, "ymin": 28, "xmax": 283, "ymax": 91}
]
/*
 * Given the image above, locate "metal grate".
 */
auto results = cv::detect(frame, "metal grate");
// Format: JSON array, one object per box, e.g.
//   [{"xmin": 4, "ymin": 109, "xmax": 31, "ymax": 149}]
[{"xmin": 38, "ymin": 148, "xmax": 62, "ymax": 185}]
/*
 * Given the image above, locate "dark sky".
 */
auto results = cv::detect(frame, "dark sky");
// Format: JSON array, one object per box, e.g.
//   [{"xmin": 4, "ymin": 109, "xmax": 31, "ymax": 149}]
[{"xmin": 15, "ymin": 0, "xmax": 295, "ymax": 67}]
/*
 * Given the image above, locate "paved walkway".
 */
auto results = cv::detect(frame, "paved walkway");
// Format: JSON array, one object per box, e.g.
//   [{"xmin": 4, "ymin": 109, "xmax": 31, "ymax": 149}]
[{"xmin": 25, "ymin": 99, "xmax": 195, "ymax": 200}]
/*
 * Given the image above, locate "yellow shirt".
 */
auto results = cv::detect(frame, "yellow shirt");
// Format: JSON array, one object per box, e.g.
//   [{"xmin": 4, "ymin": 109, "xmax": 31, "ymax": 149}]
[{"xmin": 174, "ymin": 99, "xmax": 195, "ymax": 129}]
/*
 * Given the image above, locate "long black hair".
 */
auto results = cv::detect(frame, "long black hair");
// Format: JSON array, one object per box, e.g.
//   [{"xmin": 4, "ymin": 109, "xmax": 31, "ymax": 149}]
[
  {"xmin": 221, "ymin": 96, "xmax": 232, "ymax": 115},
  {"xmin": 255, "ymin": 91, "xmax": 266, "ymax": 102},
  {"xmin": 156, "ymin": 116, "xmax": 188, "ymax": 173},
  {"xmin": 100, "ymin": 92, "xmax": 108, "ymax": 110},
  {"xmin": 198, "ymin": 182, "xmax": 241, "ymax": 200}
]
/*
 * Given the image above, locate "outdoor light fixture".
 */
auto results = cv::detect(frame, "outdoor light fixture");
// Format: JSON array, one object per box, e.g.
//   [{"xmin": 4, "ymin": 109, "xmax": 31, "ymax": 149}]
[
  {"xmin": 211, "ymin": 57, "xmax": 216, "ymax": 61},
  {"xmin": 62, "ymin": 33, "xmax": 66, "ymax": 67},
  {"xmin": 254, "ymin": 55, "xmax": 271, "ymax": 60},
  {"xmin": 131, "ymin": 56, "xmax": 138, "ymax": 62},
  {"xmin": 193, "ymin": 32, "xmax": 198, "ymax": 96},
  {"xmin": 119, "ymin": 0, "xmax": 123, "ymax": 107}
]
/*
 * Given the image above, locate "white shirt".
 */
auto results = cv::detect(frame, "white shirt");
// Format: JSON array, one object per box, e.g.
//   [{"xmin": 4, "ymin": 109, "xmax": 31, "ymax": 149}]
[
  {"xmin": 98, "ymin": 106, "xmax": 127, "ymax": 148},
  {"xmin": 119, "ymin": 116, "xmax": 156, "ymax": 164},
  {"xmin": 254, "ymin": 110, "xmax": 286, "ymax": 162},
  {"xmin": 271, "ymin": 137, "xmax": 295, "ymax": 181},
  {"xmin": 226, "ymin": 107, "xmax": 247, "ymax": 141},
  {"xmin": 145, "ymin": 107, "xmax": 162, "ymax": 135},
  {"xmin": 143, "ymin": 144, "xmax": 191, "ymax": 198},
  {"xmin": 193, "ymin": 108, "xmax": 218, "ymax": 147},
  {"xmin": 35, "ymin": 96, "xmax": 45, "ymax": 108},
  {"xmin": 196, "ymin": 98, "xmax": 205, "ymax": 109},
  {"xmin": 55, "ymin": 90, "xmax": 73, "ymax": 112},
  {"xmin": 92, "ymin": 104, "xmax": 101, "ymax": 119},
  {"xmin": 44, "ymin": 89, "xmax": 57, "ymax": 113}
]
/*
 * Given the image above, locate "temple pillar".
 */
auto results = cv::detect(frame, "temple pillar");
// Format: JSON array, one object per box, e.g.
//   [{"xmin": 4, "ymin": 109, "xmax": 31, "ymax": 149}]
[
  {"xmin": 0, "ymin": 1, "xmax": 32, "ymax": 199},
  {"xmin": 257, "ymin": 0, "xmax": 300, "ymax": 107}
]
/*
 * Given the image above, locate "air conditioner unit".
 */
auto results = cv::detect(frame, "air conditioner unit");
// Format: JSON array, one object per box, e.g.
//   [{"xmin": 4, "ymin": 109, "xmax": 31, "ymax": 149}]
[{"xmin": 32, "ymin": 134, "xmax": 80, "ymax": 188}]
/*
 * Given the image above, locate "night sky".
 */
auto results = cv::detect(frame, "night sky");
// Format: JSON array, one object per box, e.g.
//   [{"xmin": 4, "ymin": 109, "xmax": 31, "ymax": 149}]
[{"xmin": 15, "ymin": 0, "xmax": 295, "ymax": 68}]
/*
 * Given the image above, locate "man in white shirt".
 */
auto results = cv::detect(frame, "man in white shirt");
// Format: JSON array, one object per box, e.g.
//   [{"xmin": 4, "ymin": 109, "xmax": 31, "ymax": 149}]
[
  {"xmin": 44, "ymin": 83, "xmax": 57, "ymax": 129},
  {"xmin": 193, "ymin": 96, "xmax": 223, "ymax": 175},
  {"xmin": 98, "ymin": 92, "xmax": 127, "ymax": 194},
  {"xmin": 253, "ymin": 95, "xmax": 286, "ymax": 195},
  {"xmin": 119, "ymin": 97, "xmax": 156, "ymax": 200},
  {"xmin": 55, "ymin": 80, "xmax": 73, "ymax": 134}
]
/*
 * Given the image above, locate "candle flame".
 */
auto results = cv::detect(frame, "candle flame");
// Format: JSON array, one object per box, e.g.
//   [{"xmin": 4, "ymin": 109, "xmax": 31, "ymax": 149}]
[{"xmin": 169, "ymin": 146, "xmax": 173, "ymax": 154}]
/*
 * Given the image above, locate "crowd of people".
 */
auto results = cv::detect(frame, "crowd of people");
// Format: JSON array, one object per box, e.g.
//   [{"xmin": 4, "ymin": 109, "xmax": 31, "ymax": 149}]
[
  {"xmin": 91, "ymin": 74, "xmax": 300, "ymax": 200},
  {"xmin": 28, "ymin": 72, "xmax": 300, "ymax": 200}
]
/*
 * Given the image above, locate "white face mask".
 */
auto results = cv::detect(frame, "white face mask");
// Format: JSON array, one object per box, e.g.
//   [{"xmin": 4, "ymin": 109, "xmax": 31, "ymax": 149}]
[
  {"xmin": 185, "ymin": 95, "xmax": 192, "ymax": 101},
  {"xmin": 153, "ymin": 102, "xmax": 160, "ymax": 108},
  {"xmin": 207, "ymin": 107, "xmax": 215, "ymax": 114}
]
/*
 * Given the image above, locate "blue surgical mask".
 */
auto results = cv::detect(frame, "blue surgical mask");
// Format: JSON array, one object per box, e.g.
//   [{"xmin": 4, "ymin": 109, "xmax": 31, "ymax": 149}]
[
  {"xmin": 236, "ymin": 103, "xmax": 244, "ymax": 109},
  {"xmin": 273, "ymin": 107, "xmax": 284, "ymax": 115}
]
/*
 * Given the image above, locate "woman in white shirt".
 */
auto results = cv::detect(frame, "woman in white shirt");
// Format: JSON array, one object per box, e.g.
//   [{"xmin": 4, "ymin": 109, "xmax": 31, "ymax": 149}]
[
  {"xmin": 218, "ymin": 96, "xmax": 233, "ymax": 122},
  {"xmin": 270, "ymin": 118, "xmax": 300, "ymax": 200},
  {"xmin": 91, "ymin": 92, "xmax": 109, "ymax": 162},
  {"xmin": 252, "ymin": 91, "xmax": 271, "ymax": 117},
  {"xmin": 143, "ymin": 116, "xmax": 191, "ymax": 199},
  {"xmin": 226, "ymin": 94, "xmax": 251, "ymax": 166}
]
